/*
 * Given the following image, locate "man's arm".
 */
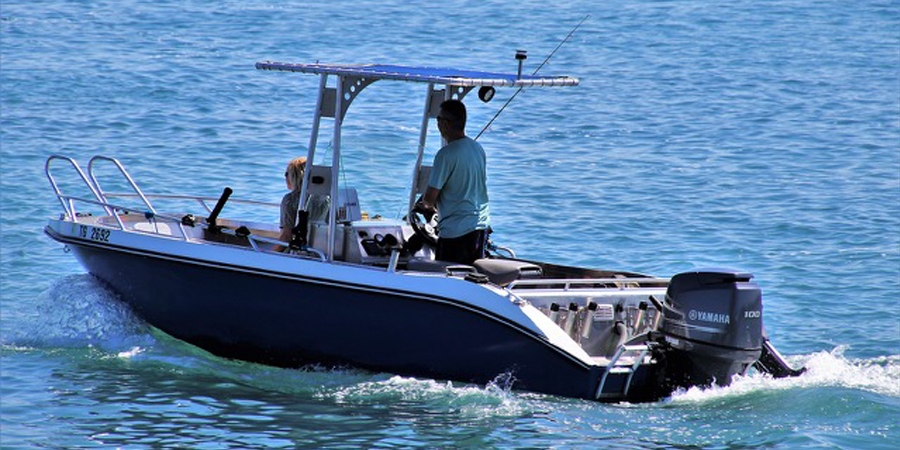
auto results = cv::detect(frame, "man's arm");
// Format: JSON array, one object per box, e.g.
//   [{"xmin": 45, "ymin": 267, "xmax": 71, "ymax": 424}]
[
  {"xmin": 414, "ymin": 186, "xmax": 440, "ymax": 223},
  {"xmin": 420, "ymin": 186, "xmax": 440, "ymax": 210}
]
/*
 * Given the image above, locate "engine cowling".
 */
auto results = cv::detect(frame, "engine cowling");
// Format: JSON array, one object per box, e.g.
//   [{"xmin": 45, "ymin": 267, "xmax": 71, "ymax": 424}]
[{"xmin": 658, "ymin": 269, "xmax": 764, "ymax": 387}]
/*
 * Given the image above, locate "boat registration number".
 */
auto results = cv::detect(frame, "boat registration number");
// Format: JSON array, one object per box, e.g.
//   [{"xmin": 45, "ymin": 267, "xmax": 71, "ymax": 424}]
[{"xmin": 78, "ymin": 225, "xmax": 110, "ymax": 243}]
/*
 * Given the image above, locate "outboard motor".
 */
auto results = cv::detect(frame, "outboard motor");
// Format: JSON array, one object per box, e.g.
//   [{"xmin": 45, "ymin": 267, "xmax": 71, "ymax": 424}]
[{"xmin": 658, "ymin": 269, "xmax": 764, "ymax": 389}]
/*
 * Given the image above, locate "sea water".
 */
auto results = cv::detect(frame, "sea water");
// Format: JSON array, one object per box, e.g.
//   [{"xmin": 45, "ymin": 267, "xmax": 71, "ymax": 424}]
[{"xmin": 2, "ymin": 1, "xmax": 898, "ymax": 448}]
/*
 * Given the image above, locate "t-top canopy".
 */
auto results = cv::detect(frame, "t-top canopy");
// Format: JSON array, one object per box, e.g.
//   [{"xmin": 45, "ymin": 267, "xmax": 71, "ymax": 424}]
[{"xmin": 255, "ymin": 61, "xmax": 579, "ymax": 88}]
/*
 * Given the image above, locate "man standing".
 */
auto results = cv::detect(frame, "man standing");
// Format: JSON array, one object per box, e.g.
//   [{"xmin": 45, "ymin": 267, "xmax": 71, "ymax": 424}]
[{"xmin": 417, "ymin": 99, "xmax": 490, "ymax": 264}]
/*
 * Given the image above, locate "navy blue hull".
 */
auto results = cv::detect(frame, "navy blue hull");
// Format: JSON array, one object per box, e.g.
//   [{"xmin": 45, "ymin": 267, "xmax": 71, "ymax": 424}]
[{"xmin": 54, "ymin": 235, "xmax": 652, "ymax": 400}]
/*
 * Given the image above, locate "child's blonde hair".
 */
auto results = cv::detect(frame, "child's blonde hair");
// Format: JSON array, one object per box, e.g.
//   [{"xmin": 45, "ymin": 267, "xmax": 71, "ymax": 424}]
[{"xmin": 285, "ymin": 156, "xmax": 307, "ymax": 192}]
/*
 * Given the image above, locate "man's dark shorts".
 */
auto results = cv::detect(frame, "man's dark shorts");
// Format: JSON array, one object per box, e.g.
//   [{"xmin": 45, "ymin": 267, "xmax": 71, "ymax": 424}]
[{"xmin": 436, "ymin": 229, "xmax": 488, "ymax": 265}]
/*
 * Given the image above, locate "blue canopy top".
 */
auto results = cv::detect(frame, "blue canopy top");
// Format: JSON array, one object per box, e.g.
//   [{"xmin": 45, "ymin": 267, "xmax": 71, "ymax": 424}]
[{"xmin": 255, "ymin": 61, "xmax": 579, "ymax": 88}]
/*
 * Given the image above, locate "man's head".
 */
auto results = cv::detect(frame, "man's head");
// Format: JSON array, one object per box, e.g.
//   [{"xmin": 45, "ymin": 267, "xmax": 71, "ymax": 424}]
[{"xmin": 438, "ymin": 99, "xmax": 467, "ymax": 139}]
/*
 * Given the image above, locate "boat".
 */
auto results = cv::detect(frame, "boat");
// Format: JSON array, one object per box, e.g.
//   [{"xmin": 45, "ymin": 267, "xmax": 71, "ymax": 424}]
[{"xmin": 44, "ymin": 58, "xmax": 803, "ymax": 402}]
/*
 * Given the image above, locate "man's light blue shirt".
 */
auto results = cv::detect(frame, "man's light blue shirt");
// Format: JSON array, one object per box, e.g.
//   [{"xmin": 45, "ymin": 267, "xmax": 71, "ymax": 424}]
[{"xmin": 428, "ymin": 136, "xmax": 490, "ymax": 239}]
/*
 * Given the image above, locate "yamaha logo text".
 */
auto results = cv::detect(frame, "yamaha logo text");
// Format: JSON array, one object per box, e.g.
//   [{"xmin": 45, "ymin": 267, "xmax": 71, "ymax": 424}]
[{"xmin": 688, "ymin": 309, "xmax": 731, "ymax": 324}]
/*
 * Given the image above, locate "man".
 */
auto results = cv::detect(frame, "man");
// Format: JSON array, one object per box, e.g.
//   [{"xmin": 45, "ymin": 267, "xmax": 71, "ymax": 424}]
[{"xmin": 416, "ymin": 99, "xmax": 490, "ymax": 264}]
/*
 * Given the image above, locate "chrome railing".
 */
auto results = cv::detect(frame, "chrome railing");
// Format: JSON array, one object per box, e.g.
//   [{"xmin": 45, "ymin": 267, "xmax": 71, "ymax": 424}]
[
  {"xmin": 45, "ymin": 155, "xmax": 109, "ymax": 219},
  {"xmin": 103, "ymin": 192, "xmax": 279, "ymax": 214},
  {"xmin": 507, "ymin": 277, "xmax": 670, "ymax": 291},
  {"xmin": 45, "ymin": 155, "xmax": 325, "ymax": 261}
]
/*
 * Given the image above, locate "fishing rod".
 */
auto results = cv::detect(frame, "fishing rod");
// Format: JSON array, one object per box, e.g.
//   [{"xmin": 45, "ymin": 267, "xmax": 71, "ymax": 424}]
[{"xmin": 474, "ymin": 13, "xmax": 591, "ymax": 141}]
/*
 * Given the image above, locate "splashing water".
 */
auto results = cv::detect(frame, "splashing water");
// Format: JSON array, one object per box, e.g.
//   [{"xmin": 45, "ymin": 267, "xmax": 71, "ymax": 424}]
[
  {"xmin": 2, "ymin": 274, "xmax": 153, "ymax": 353},
  {"xmin": 318, "ymin": 372, "xmax": 529, "ymax": 419},
  {"xmin": 670, "ymin": 346, "xmax": 900, "ymax": 403}
]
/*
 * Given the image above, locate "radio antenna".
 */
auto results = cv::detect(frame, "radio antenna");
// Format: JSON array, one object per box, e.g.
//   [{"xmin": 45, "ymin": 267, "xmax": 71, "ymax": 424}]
[{"xmin": 475, "ymin": 14, "xmax": 591, "ymax": 141}]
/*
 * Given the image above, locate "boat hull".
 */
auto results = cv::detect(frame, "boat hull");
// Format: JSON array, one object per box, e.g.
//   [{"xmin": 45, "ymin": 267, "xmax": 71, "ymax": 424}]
[{"xmin": 49, "ymin": 228, "xmax": 665, "ymax": 401}]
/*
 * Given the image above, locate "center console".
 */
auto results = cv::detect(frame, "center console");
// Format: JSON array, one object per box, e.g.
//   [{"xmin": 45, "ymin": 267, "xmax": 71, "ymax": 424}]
[{"xmin": 308, "ymin": 219, "xmax": 425, "ymax": 265}]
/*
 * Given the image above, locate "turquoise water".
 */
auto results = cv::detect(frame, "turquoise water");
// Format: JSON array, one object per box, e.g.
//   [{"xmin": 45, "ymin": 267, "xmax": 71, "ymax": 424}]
[{"xmin": 2, "ymin": 0, "xmax": 899, "ymax": 448}]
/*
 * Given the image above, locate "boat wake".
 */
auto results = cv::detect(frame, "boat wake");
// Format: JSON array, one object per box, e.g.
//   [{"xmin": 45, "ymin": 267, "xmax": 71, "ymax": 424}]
[
  {"xmin": 2, "ymin": 274, "xmax": 153, "ymax": 353},
  {"xmin": 669, "ymin": 346, "xmax": 900, "ymax": 403},
  {"xmin": 318, "ymin": 372, "xmax": 529, "ymax": 418}
]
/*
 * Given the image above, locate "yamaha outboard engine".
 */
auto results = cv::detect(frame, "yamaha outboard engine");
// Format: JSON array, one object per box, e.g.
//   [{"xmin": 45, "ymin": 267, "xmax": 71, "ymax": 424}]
[{"xmin": 658, "ymin": 269, "xmax": 764, "ymax": 389}]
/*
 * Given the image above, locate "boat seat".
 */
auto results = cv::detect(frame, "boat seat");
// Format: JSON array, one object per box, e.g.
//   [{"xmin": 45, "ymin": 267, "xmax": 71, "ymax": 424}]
[
  {"xmin": 406, "ymin": 257, "xmax": 475, "ymax": 276},
  {"xmin": 472, "ymin": 259, "xmax": 543, "ymax": 286}
]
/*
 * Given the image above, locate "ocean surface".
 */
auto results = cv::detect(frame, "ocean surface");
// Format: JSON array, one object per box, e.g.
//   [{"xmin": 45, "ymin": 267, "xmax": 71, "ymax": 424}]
[{"xmin": 2, "ymin": 0, "xmax": 898, "ymax": 448}]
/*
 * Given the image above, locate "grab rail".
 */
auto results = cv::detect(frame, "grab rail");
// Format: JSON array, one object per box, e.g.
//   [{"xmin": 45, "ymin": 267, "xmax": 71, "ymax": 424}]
[
  {"xmin": 489, "ymin": 243, "xmax": 516, "ymax": 259},
  {"xmin": 46, "ymin": 155, "xmax": 326, "ymax": 262},
  {"xmin": 102, "ymin": 192, "xmax": 280, "ymax": 214},
  {"xmin": 45, "ymin": 155, "xmax": 110, "ymax": 218},
  {"xmin": 87, "ymin": 156, "xmax": 158, "ymax": 215},
  {"xmin": 52, "ymin": 191, "xmax": 326, "ymax": 261},
  {"xmin": 507, "ymin": 277, "xmax": 670, "ymax": 291}
]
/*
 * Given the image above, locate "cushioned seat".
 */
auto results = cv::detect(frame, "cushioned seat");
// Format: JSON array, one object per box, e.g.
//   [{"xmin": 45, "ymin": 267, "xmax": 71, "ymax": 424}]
[
  {"xmin": 406, "ymin": 257, "xmax": 475, "ymax": 276},
  {"xmin": 472, "ymin": 259, "xmax": 543, "ymax": 286}
]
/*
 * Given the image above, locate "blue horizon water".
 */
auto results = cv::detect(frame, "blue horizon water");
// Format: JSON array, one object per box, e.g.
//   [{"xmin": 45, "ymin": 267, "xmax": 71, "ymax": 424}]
[{"xmin": 2, "ymin": 0, "xmax": 899, "ymax": 448}]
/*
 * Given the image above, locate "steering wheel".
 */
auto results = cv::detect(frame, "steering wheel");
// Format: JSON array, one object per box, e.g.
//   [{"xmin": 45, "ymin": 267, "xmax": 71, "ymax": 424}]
[{"xmin": 408, "ymin": 206, "xmax": 439, "ymax": 248}]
